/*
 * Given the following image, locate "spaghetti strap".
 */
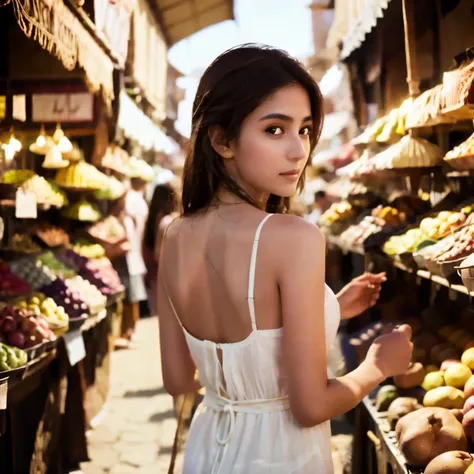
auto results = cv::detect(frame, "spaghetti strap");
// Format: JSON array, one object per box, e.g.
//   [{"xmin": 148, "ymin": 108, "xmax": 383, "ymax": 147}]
[
  {"xmin": 159, "ymin": 219, "xmax": 183, "ymax": 328},
  {"xmin": 247, "ymin": 214, "xmax": 273, "ymax": 331}
]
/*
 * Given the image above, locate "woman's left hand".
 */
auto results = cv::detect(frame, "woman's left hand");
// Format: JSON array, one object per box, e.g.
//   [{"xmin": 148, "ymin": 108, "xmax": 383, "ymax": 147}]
[{"xmin": 337, "ymin": 272, "xmax": 386, "ymax": 320}]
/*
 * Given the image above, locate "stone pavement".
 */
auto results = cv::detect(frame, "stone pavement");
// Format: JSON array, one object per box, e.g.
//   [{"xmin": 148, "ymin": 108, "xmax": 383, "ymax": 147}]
[
  {"xmin": 78, "ymin": 317, "xmax": 178, "ymax": 474},
  {"xmin": 75, "ymin": 316, "xmax": 353, "ymax": 474}
]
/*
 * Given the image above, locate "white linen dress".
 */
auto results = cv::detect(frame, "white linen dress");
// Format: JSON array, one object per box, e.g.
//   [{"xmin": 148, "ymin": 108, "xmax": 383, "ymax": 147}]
[{"xmin": 165, "ymin": 214, "xmax": 341, "ymax": 473}]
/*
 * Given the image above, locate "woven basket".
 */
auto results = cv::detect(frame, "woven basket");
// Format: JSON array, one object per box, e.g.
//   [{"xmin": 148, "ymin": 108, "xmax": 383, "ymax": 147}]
[{"xmin": 442, "ymin": 60, "xmax": 474, "ymax": 119}]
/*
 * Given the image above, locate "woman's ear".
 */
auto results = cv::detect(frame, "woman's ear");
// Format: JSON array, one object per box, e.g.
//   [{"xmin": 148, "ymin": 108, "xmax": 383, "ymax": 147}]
[{"xmin": 208, "ymin": 126, "xmax": 234, "ymax": 159}]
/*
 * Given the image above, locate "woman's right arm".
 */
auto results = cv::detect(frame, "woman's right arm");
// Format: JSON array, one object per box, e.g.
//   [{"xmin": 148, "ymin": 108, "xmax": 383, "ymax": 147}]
[{"xmin": 274, "ymin": 216, "xmax": 413, "ymax": 428}]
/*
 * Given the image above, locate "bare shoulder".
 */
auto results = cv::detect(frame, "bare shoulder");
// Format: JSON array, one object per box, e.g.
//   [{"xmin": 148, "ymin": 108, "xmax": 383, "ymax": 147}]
[
  {"xmin": 266, "ymin": 214, "xmax": 325, "ymax": 247},
  {"xmin": 264, "ymin": 214, "xmax": 326, "ymax": 273}
]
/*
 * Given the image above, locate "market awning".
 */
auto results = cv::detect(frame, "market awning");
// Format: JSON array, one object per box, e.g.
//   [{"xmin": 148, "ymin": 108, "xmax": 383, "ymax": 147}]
[
  {"xmin": 156, "ymin": 0, "xmax": 234, "ymax": 45},
  {"xmin": 118, "ymin": 91, "xmax": 178, "ymax": 153},
  {"xmin": 327, "ymin": 0, "xmax": 393, "ymax": 59}
]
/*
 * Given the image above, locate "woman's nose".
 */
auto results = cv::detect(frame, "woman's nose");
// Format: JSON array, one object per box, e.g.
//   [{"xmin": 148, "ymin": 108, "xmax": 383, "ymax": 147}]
[{"xmin": 287, "ymin": 134, "xmax": 308, "ymax": 161}]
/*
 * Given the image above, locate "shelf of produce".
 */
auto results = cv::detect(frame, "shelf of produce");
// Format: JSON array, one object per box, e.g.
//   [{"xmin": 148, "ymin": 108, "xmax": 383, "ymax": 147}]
[
  {"xmin": 8, "ymin": 350, "xmax": 56, "ymax": 399},
  {"xmin": 362, "ymin": 396, "xmax": 420, "ymax": 474}
]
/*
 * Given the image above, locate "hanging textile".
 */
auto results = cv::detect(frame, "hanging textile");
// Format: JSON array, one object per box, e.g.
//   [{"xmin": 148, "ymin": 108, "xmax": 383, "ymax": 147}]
[
  {"xmin": 327, "ymin": 0, "xmax": 393, "ymax": 60},
  {"xmin": 11, "ymin": 0, "xmax": 115, "ymax": 105}
]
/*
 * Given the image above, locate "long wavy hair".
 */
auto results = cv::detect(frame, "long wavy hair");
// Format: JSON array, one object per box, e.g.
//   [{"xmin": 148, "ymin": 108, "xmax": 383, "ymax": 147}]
[{"xmin": 181, "ymin": 44, "xmax": 324, "ymax": 215}]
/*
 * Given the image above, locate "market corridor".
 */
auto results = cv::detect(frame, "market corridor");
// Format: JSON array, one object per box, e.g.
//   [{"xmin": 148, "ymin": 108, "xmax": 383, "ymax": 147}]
[{"xmin": 77, "ymin": 317, "xmax": 178, "ymax": 474}]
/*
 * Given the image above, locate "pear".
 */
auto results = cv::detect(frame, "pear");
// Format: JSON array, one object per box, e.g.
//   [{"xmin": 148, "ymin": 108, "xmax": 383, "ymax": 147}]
[
  {"xmin": 422, "ymin": 371, "xmax": 445, "ymax": 391},
  {"xmin": 423, "ymin": 386, "xmax": 465, "ymax": 409},
  {"xmin": 462, "ymin": 348, "xmax": 474, "ymax": 370},
  {"xmin": 444, "ymin": 363, "xmax": 472, "ymax": 389}
]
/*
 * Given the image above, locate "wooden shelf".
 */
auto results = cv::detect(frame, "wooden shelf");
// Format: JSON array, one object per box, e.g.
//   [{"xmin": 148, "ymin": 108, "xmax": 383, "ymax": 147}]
[{"xmin": 363, "ymin": 396, "xmax": 421, "ymax": 474}]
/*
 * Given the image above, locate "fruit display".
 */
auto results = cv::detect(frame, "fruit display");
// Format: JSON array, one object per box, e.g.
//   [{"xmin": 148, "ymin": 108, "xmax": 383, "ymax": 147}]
[
  {"xmin": 319, "ymin": 201, "xmax": 356, "ymax": 234},
  {"xmin": 0, "ymin": 342, "xmax": 27, "ymax": 372},
  {"xmin": 0, "ymin": 261, "xmax": 30, "ymax": 296},
  {"xmin": 41, "ymin": 279, "xmax": 89, "ymax": 319},
  {"xmin": 20, "ymin": 175, "xmax": 68, "ymax": 207},
  {"xmin": 383, "ymin": 211, "xmax": 471, "ymax": 256},
  {"xmin": 0, "ymin": 304, "xmax": 56, "ymax": 350},
  {"xmin": 83, "ymin": 257, "xmax": 124, "ymax": 294},
  {"xmin": 340, "ymin": 205, "xmax": 407, "ymax": 248},
  {"xmin": 72, "ymin": 239, "xmax": 105, "ymax": 259},
  {"xmin": 37, "ymin": 251, "xmax": 76, "ymax": 279},
  {"xmin": 54, "ymin": 161, "xmax": 108, "ymax": 190},
  {"xmin": 94, "ymin": 175, "xmax": 126, "ymax": 200},
  {"xmin": 8, "ymin": 233, "xmax": 41, "ymax": 253},
  {"xmin": 395, "ymin": 407, "xmax": 467, "ymax": 467},
  {"xmin": 427, "ymin": 225, "xmax": 474, "ymax": 263},
  {"xmin": 11, "ymin": 292, "xmax": 68, "ymax": 328},
  {"xmin": 61, "ymin": 199, "xmax": 102, "ymax": 222},
  {"xmin": 88, "ymin": 215, "xmax": 127, "ymax": 244},
  {"xmin": 66, "ymin": 276, "xmax": 106, "ymax": 314},
  {"xmin": 1, "ymin": 169, "xmax": 36, "ymax": 185},
  {"xmin": 9, "ymin": 256, "xmax": 55, "ymax": 290},
  {"xmin": 32, "ymin": 223, "xmax": 70, "ymax": 247}
]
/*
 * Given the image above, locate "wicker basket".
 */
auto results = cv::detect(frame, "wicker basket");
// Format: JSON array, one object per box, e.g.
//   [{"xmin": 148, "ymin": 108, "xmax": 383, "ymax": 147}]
[{"xmin": 441, "ymin": 60, "xmax": 474, "ymax": 119}]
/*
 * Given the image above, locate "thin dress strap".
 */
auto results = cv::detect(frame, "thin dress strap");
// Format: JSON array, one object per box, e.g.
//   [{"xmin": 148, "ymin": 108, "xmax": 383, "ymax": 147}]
[
  {"xmin": 159, "ymin": 219, "xmax": 183, "ymax": 328},
  {"xmin": 247, "ymin": 214, "xmax": 273, "ymax": 331}
]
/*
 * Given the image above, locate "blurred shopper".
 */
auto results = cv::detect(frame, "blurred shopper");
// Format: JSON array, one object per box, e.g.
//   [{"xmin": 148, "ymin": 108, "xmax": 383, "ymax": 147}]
[
  {"xmin": 158, "ymin": 45, "xmax": 412, "ymax": 474},
  {"xmin": 142, "ymin": 183, "xmax": 179, "ymax": 316},
  {"xmin": 306, "ymin": 190, "xmax": 331, "ymax": 225},
  {"xmin": 109, "ymin": 178, "xmax": 149, "ymax": 340}
]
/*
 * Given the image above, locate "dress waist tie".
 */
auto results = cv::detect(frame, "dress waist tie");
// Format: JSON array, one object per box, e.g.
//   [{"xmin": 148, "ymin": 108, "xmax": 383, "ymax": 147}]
[{"xmin": 203, "ymin": 390, "xmax": 290, "ymax": 474}]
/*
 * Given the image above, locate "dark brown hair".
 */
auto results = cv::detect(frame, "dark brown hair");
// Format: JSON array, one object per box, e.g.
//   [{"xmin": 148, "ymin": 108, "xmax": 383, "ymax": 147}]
[
  {"xmin": 181, "ymin": 44, "xmax": 324, "ymax": 215},
  {"xmin": 143, "ymin": 183, "xmax": 178, "ymax": 252}
]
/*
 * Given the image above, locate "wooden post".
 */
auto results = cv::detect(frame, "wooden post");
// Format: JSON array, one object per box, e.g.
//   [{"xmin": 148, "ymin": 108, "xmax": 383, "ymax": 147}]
[{"xmin": 402, "ymin": 0, "xmax": 420, "ymax": 98}]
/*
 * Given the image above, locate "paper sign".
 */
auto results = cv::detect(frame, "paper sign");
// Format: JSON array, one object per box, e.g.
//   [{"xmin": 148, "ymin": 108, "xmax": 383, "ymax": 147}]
[
  {"xmin": 63, "ymin": 331, "xmax": 86, "ymax": 366},
  {"xmin": 15, "ymin": 189, "xmax": 37, "ymax": 219},
  {"xmin": 13, "ymin": 95, "xmax": 26, "ymax": 122},
  {"xmin": 0, "ymin": 378, "xmax": 8, "ymax": 410}
]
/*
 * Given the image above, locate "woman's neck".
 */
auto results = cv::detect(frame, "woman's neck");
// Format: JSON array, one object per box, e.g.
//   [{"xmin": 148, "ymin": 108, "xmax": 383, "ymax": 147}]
[{"xmin": 214, "ymin": 187, "xmax": 268, "ymax": 210}]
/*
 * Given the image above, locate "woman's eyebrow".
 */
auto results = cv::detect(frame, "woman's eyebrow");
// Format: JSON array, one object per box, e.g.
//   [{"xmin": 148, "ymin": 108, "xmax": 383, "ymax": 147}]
[{"xmin": 259, "ymin": 113, "xmax": 313, "ymax": 122}]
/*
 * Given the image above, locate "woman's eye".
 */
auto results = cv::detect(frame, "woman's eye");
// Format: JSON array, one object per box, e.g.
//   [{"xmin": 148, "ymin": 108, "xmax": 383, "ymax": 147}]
[
  {"xmin": 266, "ymin": 126, "xmax": 283, "ymax": 135},
  {"xmin": 300, "ymin": 127, "xmax": 312, "ymax": 136}
]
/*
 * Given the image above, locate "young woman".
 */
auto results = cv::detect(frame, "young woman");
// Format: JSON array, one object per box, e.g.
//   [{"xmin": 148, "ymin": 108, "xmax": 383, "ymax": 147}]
[
  {"xmin": 158, "ymin": 45, "xmax": 413, "ymax": 474},
  {"xmin": 142, "ymin": 183, "xmax": 179, "ymax": 315}
]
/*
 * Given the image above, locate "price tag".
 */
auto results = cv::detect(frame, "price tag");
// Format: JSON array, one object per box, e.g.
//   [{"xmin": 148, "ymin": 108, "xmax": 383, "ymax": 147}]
[
  {"xmin": 0, "ymin": 378, "xmax": 8, "ymax": 410},
  {"xmin": 63, "ymin": 331, "xmax": 86, "ymax": 366},
  {"xmin": 15, "ymin": 189, "xmax": 37, "ymax": 219}
]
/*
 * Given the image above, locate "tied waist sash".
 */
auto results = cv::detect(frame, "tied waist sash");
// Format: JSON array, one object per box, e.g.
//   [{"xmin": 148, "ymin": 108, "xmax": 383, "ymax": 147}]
[{"xmin": 202, "ymin": 390, "xmax": 290, "ymax": 474}]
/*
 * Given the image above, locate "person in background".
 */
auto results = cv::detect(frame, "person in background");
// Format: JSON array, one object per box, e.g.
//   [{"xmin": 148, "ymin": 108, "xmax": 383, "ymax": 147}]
[
  {"xmin": 306, "ymin": 190, "xmax": 331, "ymax": 225},
  {"xmin": 119, "ymin": 177, "xmax": 149, "ymax": 339},
  {"xmin": 142, "ymin": 183, "xmax": 179, "ymax": 316}
]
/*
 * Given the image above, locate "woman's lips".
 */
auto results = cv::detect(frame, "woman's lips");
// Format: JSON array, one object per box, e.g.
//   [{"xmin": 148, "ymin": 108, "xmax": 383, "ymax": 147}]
[{"xmin": 279, "ymin": 170, "xmax": 300, "ymax": 181}]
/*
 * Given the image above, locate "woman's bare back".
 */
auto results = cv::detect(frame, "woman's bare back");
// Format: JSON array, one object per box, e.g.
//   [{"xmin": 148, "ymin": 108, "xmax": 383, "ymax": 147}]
[{"xmin": 161, "ymin": 205, "xmax": 283, "ymax": 343}]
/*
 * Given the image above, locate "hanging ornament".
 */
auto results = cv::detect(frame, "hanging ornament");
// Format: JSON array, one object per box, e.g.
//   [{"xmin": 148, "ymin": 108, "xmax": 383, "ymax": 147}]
[
  {"xmin": 53, "ymin": 123, "xmax": 73, "ymax": 153},
  {"xmin": 30, "ymin": 125, "xmax": 54, "ymax": 155},
  {"xmin": 42, "ymin": 145, "xmax": 69, "ymax": 169}
]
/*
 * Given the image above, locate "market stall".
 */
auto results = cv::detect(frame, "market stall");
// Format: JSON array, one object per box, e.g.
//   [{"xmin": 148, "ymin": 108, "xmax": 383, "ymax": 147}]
[
  {"xmin": 0, "ymin": 116, "xmax": 139, "ymax": 472},
  {"xmin": 321, "ymin": 1, "xmax": 474, "ymax": 471}
]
